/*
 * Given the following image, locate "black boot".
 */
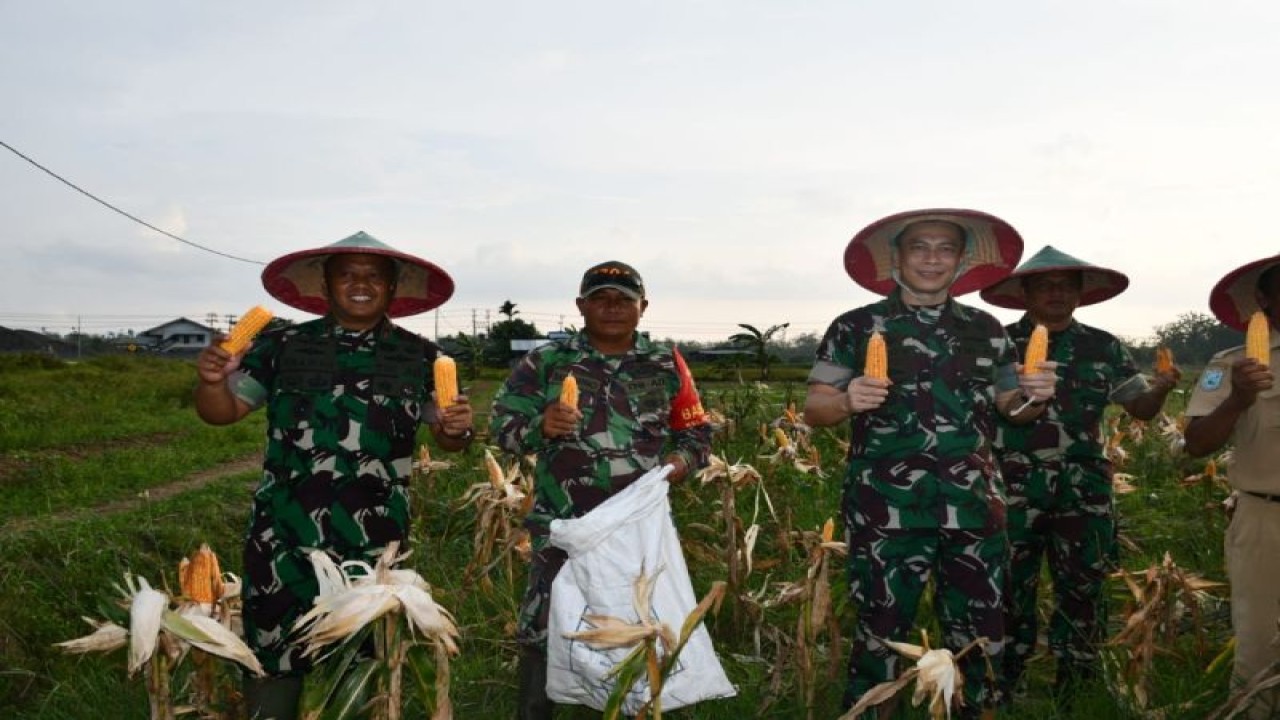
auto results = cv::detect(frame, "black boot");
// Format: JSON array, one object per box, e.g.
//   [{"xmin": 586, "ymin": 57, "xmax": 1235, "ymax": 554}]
[
  {"xmin": 244, "ymin": 674, "xmax": 303, "ymax": 720},
  {"xmin": 517, "ymin": 646, "xmax": 554, "ymax": 720}
]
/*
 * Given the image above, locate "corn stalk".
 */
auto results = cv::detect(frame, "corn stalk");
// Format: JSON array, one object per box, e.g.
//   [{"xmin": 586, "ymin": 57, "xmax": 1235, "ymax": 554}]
[
  {"xmin": 566, "ymin": 570, "xmax": 728, "ymax": 720},
  {"xmin": 295, "ymin": 542, "xmax": 461, "ymax": 719},
  {"xmin": 1107, "ymin": 551, "xmax": 1227, "ymax": 709},
  {"xmin": 839, "ymin": 632, "xmax": 990, "ymax": 720}
]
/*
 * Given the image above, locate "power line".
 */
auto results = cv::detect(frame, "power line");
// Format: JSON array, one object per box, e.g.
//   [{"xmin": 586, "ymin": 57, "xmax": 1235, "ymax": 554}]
[{"xmin": 0, "ymin": 139, "xmax": 265, "ymax": 265}]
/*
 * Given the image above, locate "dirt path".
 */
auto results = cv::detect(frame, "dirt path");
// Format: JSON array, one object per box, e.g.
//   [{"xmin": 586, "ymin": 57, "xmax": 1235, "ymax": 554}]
[{"xmin": 0, "ymin": 453, "xmax": 263, "ymax": 538}]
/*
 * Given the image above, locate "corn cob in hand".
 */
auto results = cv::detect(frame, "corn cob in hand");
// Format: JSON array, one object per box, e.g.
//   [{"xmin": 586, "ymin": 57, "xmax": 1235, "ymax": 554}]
[
  {"xmin": 560, "ymin": 373, "xmax": 579, "ymax": 409},
  {"xmin": 220, "ymin": 306, "xmax": 273, "ymax": 355},
  {"xmin": 1022, "ymin": 324, "xmax": 1049, "ymax": 375},
  {"xmin": 1247, "ymin": 311, "xmax": 1271, "ymax": 367},
  {"xmin": 434, "ymin": 356, "xmax": 458, "ymax": 410},
  {"xmin": 864, "ymin": 330, "xmax": 888, "ymax": 381}
]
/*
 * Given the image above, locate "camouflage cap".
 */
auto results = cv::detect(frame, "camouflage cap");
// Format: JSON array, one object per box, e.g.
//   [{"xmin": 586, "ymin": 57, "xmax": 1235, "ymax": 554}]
[{"xmin": 579, "ymin": 260, "xmax": 645, "ymax": 300}]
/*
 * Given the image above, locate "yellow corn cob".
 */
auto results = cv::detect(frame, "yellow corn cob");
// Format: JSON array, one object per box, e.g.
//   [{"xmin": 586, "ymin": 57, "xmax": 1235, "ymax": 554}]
[
  {"xmin": 560, "ymin": 373, "xmax": 579, "ymax": 409},
  {"xmin": 821, "ymin": 518, "xmax": 835, "ymax": 543},
  {"xmin": 1154, "ymin": 346, "xmax": 1175, "ymax": 374},
  {"xmin": 220, "ymin": 305, "xmax": 273, "ymax": 355},
  {"xmin": 1022, "ymin": 324, "xmax": 1049, "ymax": 375},
  {"xmin": 434, "ymin": 356, "xmax": 458, "ymax": 409},
  {"xmin": 179, "ymin": 543, "xmax": 225, "ymax": 605},
  {"xmin": 864, "ymin": 330, "xmax": 888, "ymax": 380},
  {"xmin": 1246, "ymin": 311, "xmax": 1271, "ymax": 367},
  {"xmin": 773, "ymin": 427, "xmax": 791, "ymax": 449}
]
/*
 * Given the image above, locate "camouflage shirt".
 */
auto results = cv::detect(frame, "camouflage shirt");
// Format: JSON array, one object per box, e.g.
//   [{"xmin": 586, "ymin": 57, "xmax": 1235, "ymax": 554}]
[
  {"xmin": 489, "ymin": 331, "xmax": 712, "ymax": 546},
  {"xmin": 995, "ymin": 316, "xmax": 1148, "ymax": 494},
  {"xmin": 808, "ymin": 289, "xmax": 1020, "ymax": 530},
  {"xmin": 229, "ymin": 317, "xmax": 441, "ymax": 554}
]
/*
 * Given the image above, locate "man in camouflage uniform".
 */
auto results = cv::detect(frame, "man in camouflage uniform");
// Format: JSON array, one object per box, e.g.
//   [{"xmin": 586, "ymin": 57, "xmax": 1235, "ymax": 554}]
[
  {"xmin": 195, "ymin": 232, "xmax": 474, "ymax": 719},
  {"xmin": 489, "ymin": 260, "xmax": 712, "ymax": 720},
  {"xmin": 1185, "ymin": 253, "xmax": 1280, "ymax": 718},
  {"xmin": 804, "ymin": 209, "xmax": 1056, "ymax": 718},
  {"xmin": 980, "ymin": 246, "xmax": 1180, "ymax": 700}
]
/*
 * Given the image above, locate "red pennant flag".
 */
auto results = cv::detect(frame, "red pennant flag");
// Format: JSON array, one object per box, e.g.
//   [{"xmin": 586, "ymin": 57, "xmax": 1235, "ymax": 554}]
[{"xmin": 669, "ymin": 347, "xmax": 707, "ymax": 430}]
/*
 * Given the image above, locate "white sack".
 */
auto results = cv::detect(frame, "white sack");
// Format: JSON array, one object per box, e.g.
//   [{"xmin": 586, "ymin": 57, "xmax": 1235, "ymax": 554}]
[{"xmin": 546, "ymin": 465, "xmax": 737, "ymax": 715}]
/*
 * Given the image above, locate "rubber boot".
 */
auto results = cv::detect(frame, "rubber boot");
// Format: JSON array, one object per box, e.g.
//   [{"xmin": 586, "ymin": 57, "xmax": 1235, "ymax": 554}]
[
  {"xmin": 244, "ymin": 674, "xmax": 303, "ymax": 720},
  {"xmin": 517, "ymin": 646, "xmax": 553, "ymax": 720}
]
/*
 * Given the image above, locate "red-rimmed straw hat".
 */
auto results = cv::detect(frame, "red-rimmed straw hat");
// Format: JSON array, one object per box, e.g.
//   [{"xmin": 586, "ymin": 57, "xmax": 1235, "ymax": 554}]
[
  {"xmin": 1208, "ymin": 252, "xmax": 1280, "ymax": 331},
  {"xmin": 979, "ymin": 245, "xmax": 1129, "ymax": 310},
  {"xmin": 261, "ymin": 231, "xmax": 455, "ymax": 318},
  {"xmin": 843, "ymin": 208, "xmax": 1024, "ymax": 297}
]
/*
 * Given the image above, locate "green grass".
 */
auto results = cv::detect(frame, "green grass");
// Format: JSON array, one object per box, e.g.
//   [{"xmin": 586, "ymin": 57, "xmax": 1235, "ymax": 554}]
[{"xmin": 0, "ymin": 356, "xmax": 1239, "ymax": 719}]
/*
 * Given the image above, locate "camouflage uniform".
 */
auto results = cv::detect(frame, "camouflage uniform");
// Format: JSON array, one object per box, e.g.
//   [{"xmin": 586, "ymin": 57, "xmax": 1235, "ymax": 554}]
[
  {"xmin": 994, "ymin": 316, "xmax": 1147, "ymax": 691},
  {"xmin": 809, "ymin": 288, "xmax": 1020, "ymax": 713},
  {"xmin": 488, "ymin": 331, "xmax": 712, "ymax": 647},
  {"xmin": 228, "ymin": 317, "xmax": 442, "ymax": 675}
]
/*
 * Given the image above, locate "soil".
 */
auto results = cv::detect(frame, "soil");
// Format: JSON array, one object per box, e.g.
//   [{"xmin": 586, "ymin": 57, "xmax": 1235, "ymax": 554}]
[{"xmin": 0, "ymin": 453, "xmax": 263, "ymax": 537}]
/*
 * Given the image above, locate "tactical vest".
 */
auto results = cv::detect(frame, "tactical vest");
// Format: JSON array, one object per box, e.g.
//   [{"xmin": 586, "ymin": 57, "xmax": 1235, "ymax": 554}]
[{"xmin": 274, "ymin": 323, "xmax": 430, "ymax": 403}]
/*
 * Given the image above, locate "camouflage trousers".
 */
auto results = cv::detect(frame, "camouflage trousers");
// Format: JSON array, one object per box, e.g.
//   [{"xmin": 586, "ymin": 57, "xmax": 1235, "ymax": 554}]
[
  {"xmin": 843, "ymin": 523, "xmax": 1006, "ymax": 716},
  {"xmin": 242, "ymin": 481, "xmax": 411, "ymax": 676},
  {"xmin": 516, "ymin": 545, "xmax": 569, "ymax": 648},
  {"xmin": 1001, "ymin": 469, "xmax": 1115, "ymax": 693}
]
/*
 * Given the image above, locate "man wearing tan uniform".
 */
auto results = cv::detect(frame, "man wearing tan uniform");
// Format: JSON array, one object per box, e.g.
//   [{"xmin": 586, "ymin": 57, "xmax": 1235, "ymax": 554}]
[{"xmin": 1185, "ymin": 251, "xmax": 1280, "ymax": 717}]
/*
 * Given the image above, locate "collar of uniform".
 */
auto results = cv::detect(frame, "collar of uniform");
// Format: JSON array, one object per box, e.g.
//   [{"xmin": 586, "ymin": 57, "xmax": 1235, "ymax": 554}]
[
  {"xmin": 1014, "ymin": 313, "xmax": 1078, "ymax": 336},
  {"xmin": 321, "ymin": 315, "xmax": 394, "ymax": 342},
  {"xmin": 568, "ymin": 330, "xmax": 656, "ymax": 357},
  {"xmin": 885, "ymin": 287, "xmax": 966, "ymax": 321}
]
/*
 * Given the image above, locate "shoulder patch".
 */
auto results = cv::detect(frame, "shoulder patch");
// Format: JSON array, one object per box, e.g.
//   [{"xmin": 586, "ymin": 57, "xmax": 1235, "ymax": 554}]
[{"xmin": 1199, "ymin": 367, "xmax": 1225, "ymax": 391}]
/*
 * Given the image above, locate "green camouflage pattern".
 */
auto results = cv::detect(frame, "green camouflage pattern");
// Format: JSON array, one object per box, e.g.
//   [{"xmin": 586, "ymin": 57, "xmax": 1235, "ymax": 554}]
[
  {"xmin": 994, "ymin": 316, "xmax": 1146, "ymax": 690},
  {"xmin": 809, "ymin": 289, "xmax": 1021, "ymax": 530},
  {"xmin": 229, "ymin": 317, "xmax": 440, "ymax": 675},
  {"xmin": 810, "ymin": 289, "xmax": 1019, "ymax": 714},
  {"xmin": 489, "ymin": 331, "xmax": 712, "ymax": 645},
  {"xmin": 844, "ymin": 526, "xmax": 1006, "ymax": 714}
]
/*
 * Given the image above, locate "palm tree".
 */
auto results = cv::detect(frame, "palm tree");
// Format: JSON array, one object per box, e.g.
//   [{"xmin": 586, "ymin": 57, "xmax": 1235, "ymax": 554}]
[{"xmin": 729, "ymin": 322, "xmax": 790, "ymax": 380}]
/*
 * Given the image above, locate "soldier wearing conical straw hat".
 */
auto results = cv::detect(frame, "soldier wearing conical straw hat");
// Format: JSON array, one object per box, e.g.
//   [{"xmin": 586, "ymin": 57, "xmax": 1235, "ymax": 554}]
[
  {"xmin": 805, "ymin": 208, "xmax": 1057, "ymax": 717},
  {"xmin": 194, "ymin": 231, "xmax": 475, "ymax": 718},
  {"xmin": 981, "ymin": 245, "xmax": 1181, "ymax": 701}
]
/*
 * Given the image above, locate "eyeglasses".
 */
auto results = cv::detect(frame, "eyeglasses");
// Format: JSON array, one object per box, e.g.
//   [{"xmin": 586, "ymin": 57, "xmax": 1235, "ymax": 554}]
[{"xmin": 901, "ymin": 239, "xmax": 964, "ymax": 259}]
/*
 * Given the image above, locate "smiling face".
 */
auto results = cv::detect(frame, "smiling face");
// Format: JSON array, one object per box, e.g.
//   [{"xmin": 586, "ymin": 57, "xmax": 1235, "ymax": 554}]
[
  {"xmin": 576, "ymin": 287, "xmax": 647, "ymax": 354},
  {"xmin": 322, "ymin": 253, "xmax": 398, "ymax": 331},
  {"xmin": 894, "ymin": 221, "xmax": 966, "ymax": 305},
  {"xmin": 1023, "ymin": 270, "xmax": 1083, "ymax": 329}
]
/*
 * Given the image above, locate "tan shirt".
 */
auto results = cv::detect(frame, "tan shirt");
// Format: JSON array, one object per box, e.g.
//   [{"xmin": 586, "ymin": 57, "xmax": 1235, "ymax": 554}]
[{"xmin": 1186, "ymin": 331, "xmax": 1280, "ymax": 494}]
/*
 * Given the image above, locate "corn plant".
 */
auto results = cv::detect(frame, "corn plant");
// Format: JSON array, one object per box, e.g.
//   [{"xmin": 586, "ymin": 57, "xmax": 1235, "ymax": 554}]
[
  {"xmin": 565, "ymin": 567, "xmax": 728, "ymax": 720},
  {"xmin": 840, "ymin": 631, "xmax": 990, "ymax": 720},
  {"xmin": 295, "ymin": 541, "xmax": 460, "ymax": 720},
  {"xmin": 54, "ymin": 545, "xmax": 262, "ymax": 720},
  {"xmin": 1107, "ymin": 551, "xmax": 1227, "ymax": 709},
  {"xmin": 759, "ymin": 519, "xmax": 847, "ymax": 719},
  {"xmin": 457, "ymin": 448, "xmax": 532, "ymax": 594}
]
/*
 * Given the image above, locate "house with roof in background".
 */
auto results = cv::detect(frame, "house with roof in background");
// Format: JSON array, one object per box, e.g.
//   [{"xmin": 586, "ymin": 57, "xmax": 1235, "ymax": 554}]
[{"xmin": 130, "ymin": 317, "xmax": 217, "ymax": 354}]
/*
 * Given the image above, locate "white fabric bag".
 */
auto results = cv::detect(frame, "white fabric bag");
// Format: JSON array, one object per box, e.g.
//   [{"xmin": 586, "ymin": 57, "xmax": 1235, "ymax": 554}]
[{"xmin": 545, "ymin": 464, "xmax": 737, "ymax": 714}]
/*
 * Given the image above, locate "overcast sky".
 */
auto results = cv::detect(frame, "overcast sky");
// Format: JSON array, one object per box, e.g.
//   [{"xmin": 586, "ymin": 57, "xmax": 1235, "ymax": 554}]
[{"xmin": 3, "ymin": 1, "xmax": 1276, "ymax": 345}]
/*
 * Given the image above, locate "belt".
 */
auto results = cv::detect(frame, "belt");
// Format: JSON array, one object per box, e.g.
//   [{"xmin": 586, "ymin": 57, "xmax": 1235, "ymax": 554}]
[{"xmin": 1243, "ymin": 490, "xmax": 1280, "ymax": 503}]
